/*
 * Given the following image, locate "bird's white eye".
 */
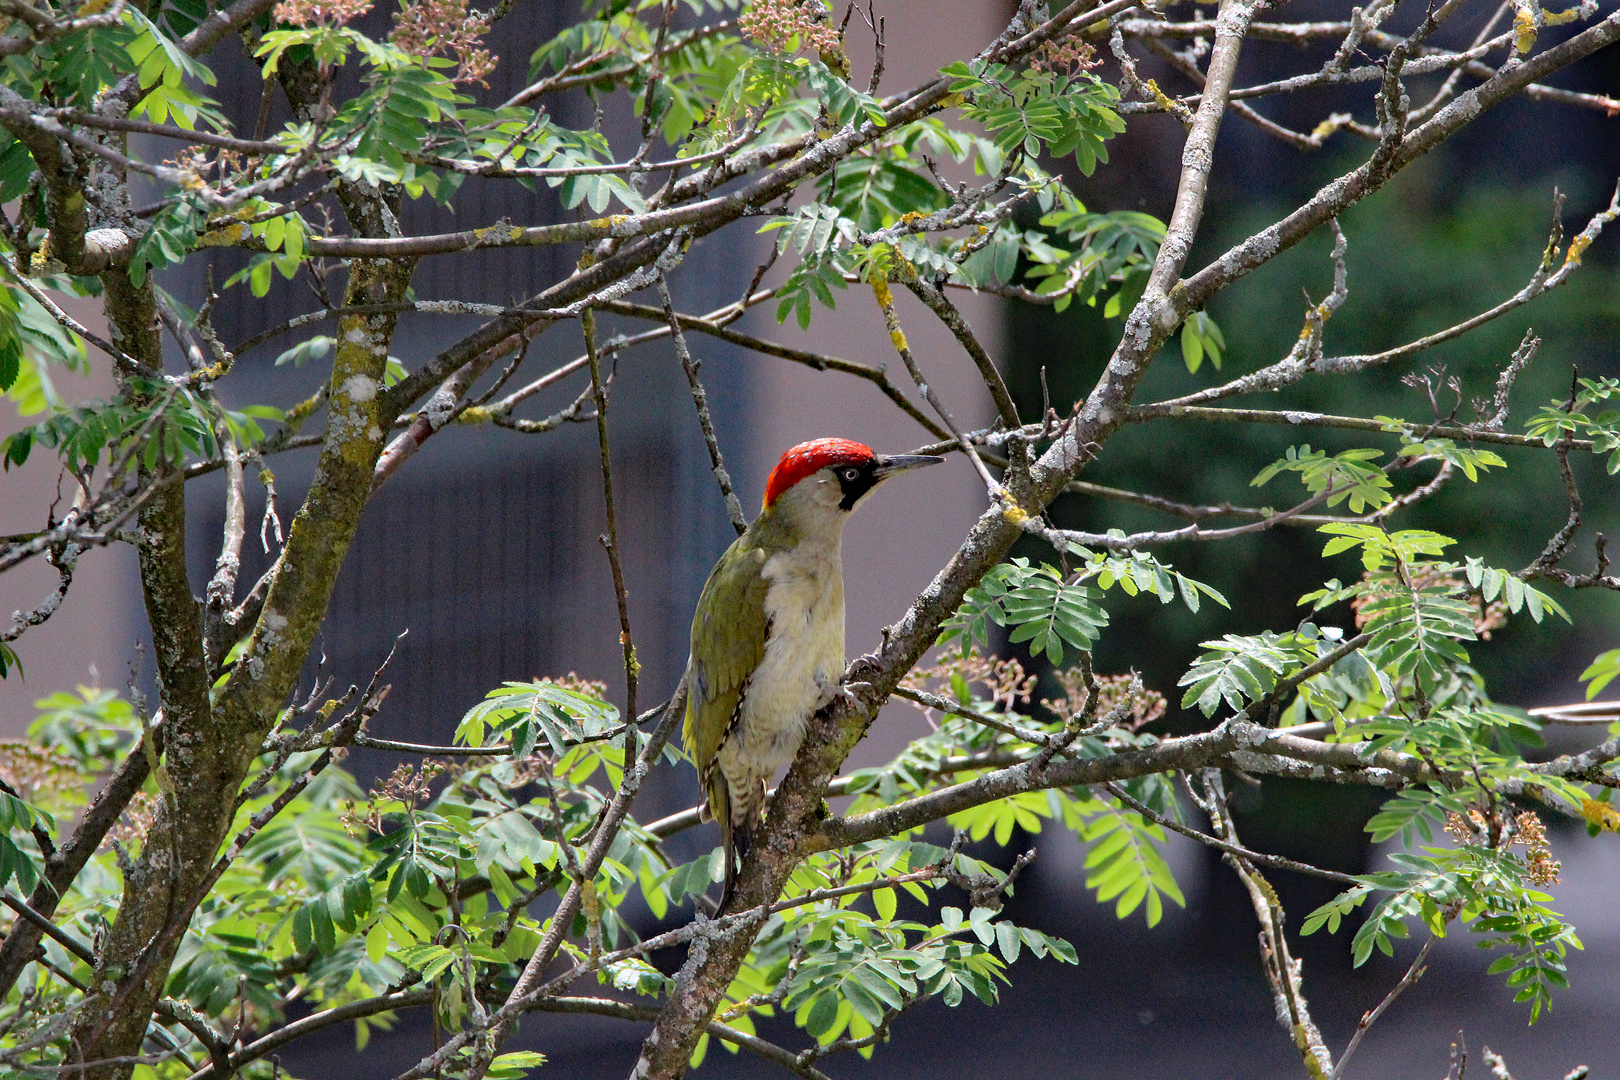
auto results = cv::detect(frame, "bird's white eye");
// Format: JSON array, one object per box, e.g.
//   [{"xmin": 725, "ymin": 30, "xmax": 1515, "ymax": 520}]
[{"xmin": 841, "ymin": 467, "xmax": 860, "ymax": 481}]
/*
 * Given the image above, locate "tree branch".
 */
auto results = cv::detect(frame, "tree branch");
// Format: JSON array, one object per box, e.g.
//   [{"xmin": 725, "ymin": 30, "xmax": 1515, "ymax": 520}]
[{"xmin": 657, "ymin": 275, "xmax": 747, "ymax": 534}]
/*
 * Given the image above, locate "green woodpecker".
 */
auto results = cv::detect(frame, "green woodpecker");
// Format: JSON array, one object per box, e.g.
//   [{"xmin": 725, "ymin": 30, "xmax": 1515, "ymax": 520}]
[{"xmin": 684, "ymin": 438, "xmax": 943, "ymax": 906}]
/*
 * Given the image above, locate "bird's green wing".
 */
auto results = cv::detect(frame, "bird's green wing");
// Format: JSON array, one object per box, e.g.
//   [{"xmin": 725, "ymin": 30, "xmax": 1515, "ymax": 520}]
[{"xmin": 684, "ymin": 536, "xmax": 771, "ymax": 784}]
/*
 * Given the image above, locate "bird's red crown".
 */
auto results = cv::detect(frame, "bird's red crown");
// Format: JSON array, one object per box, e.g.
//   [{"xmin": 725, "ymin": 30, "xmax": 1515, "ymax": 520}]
[{"xmin": 763, "ymin": 438, "xmax": 875, "ymax": 509}]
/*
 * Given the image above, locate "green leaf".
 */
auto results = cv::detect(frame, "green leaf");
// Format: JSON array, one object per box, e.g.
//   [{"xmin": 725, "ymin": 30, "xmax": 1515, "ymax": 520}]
[
  {"xmin": 818, "ymin": 156, "xmax": 947, "ymax": 231},
  {"xmin": 1178, "ymin": 631, "xmax": 1305, "ymax": 717},
  {"xmin": 1254, "ymin": 445, "xmax": 1392, "ymax": 514},
  {"xmin": 946, "ymin": 62, "xmax": 1122, "ymax": 174},
  {"xmin": 309, "ymin": 897, "xmax": 337, "ymax": 955},
  {"xmin": 1074, "ymin": 803, "xmax": 1184, "ymax": 926},
  {"xmin": 1580, "ymin": 648, "xmax": 1620, "ymax": 699},
  {"xmin": 0, "ymin": 287, "xmax": 20, "ymax": 393},
  {"xmin": 456, "ymin": 679, "xmax": 620, "ymax": 755},
  {"xmin": 488, "ymin": 1051, "xmax": 548, "ymax": 1079},
  {"xmin": 1180, "ymin": 319, "xmax": 1203, "ymax": 372},
  {"xmin": 995, "ymin": 919, "xmax": 1021, "ymax": 963},
  {"xmin": 939, "ymin": 558, "xmax": 1108, "ymax": 664}
]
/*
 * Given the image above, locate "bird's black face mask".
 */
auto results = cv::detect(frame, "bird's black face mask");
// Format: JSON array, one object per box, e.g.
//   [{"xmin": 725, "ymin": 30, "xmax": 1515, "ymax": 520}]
[
  {"xmin": 834, "ymin": 453, "xmax": 944, "ymax": 510},
  {"xmin": 833, "ymin": 460, "xmax": 883, "ymax": 510}
]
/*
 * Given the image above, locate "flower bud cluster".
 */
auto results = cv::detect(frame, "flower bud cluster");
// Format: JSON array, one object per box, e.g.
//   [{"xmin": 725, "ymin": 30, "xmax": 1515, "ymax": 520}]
[
  {"xmin": 1029, "ymin": 37, "xmax": 1099, "ymax": 77},
  {"xmin": 272, "ymin": 0, "xmax": 374, "ymax": 29},
  {"xmin": 390, "ymin": 0, "xmax": 496, "ymax": 85},
  {"xmin": 740, "ymin": 0, "xmax": 841, "ymax": 57},
  {"xmin": 1512, "ymin": 810, "xmax": 1560, "ymax": 887},
  {"xmin": 1445, "ymin": 807, "xmax": 1560, "ymax": 886}
]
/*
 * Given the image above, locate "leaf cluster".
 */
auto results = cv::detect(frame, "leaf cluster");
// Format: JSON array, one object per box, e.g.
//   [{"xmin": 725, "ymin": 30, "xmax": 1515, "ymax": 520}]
[
  {"xmin": 936, "ymin": 557, "xmax": 1106, "ymax": 665},
  {"xmin": 1, "ymin": 375, "xmax": 281, "ymax": 474},
  {"xmin": 940, "ymin": 59, "xmax": 1124, "ymax": 175},
  {"xmin": 1305, "ymin": 841, "xmax": 1582, "ymax": 1023},
  {"xmin": 1526, "ymin": 376, "xmax": 1620, "ymax": 472}
]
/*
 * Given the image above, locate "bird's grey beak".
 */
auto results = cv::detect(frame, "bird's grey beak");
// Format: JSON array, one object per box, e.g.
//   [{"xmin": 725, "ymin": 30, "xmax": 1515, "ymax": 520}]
[{"xmin": 873, "ymin": 453, "xmax": 945, "ymax": 480}]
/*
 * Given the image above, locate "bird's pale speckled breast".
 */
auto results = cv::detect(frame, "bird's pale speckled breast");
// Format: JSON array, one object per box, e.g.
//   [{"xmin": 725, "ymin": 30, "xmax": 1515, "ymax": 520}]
[{"xmin": 719, "ymin": 541, "xmax": 845, "ymax": 785}]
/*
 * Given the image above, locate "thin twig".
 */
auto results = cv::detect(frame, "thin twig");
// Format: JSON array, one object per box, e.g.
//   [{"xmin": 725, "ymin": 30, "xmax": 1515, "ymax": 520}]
[
  {"xmin": 658, "ymin": 275, "xmax": 747, "ymax": 534},
  {"xmin": 1099, "ymin": 783, "xmax": 1360, "ymax": 885},
  {"xmin": 372, "ymin": 347, "xmax": 503, "ymax": 492},
  {"xmin": 0, "ymin": 892, "xmax": 96, "ymax": 964},
  {"xmin": 1525, "ymin": 372, "xmax": 1585, "ymax": 577},
  {"xmin": 2, "ymin": 537, "xmax": 78, "ymax": 645},
  {"xmin": 1161, "ymin": 182, "xmax": 1620, "ymax": 409},
  {"xmin": 1487, "ymin": 329, "xmax": 1541, "ymax": 430},
  {"xmin": 596, "ymin": 297, "xmax": 949, "ymax": 439},
  {"xmin": 1527, "ymin": 700, "xmax": 1620, "ymax": 723},
  {"xmin": 531, "ymin": 997, "xmax": 834, "ymax": 1080},
  {"xmin": 1329, "ymin": 935, "xmax": 1438, "ymax": 1080},
  {"xmin": 904, "ymin": 277, "xmax": 1020, "ymax": 430},
  {"xmin": 0, "ymin": 253, "xmax": 141, "ymax": 370},
  {"xmin": 583, "ymin": 306, "xmax": 638, "ymax": 737},
  {"xmin": 1197, "ymin": 770, "xmax": 1336, "ymax": 1079},
  {"xmin": 1126, "ymin": 404, "xmax": 1592, "ymax": 452},
  {"xmin": 203, "ymin": 442, "xmax": 246, "ymax": 664},
  {"xmin": 870, "ymin": 279, "xmax": 1004, "ymax": 500}
]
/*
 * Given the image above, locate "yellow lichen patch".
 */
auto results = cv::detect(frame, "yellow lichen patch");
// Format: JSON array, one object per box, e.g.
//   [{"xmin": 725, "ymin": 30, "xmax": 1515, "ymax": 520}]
[
  {"xmin": 871, "ymin": 279, "xmax": 913, "ymax": 351},
  {"xmin": 284, "ymin": 391, "xmax": 321, "ymax": 427},
  {"xmin": 1144, "ymin": 79, "xmax": 1185, "ymax": 122},
  {"xmin": 472, "ymin": 220, "xmax": 525, "ymax": 245},
  {"xmin": 1579, "ymin": 797, "xmax": 1620, "ymax": 832},
  {"xmin": 586, "ymin": 214, "xmax": 630, "ymax": 231},
  {"xmin": 456, "ymin": 405, "xmax": 492, "ymax": 424},
  {"xmin": 715, "ymin": 998, "xmax": 752, "ymax": 1023},
  {"xmin": 194, "ymin": 359, "xmax": 229, "ymax": 382},
  {"xmin": 197, "ymin": 222, "xmax": 248, "ymax": 248},
  {"xmin": 1512, "ymin": 3, "xmax": 1537, "ymax": 53},
  {"xmin": 1543, "ymin": 3, "xmax": 1582, "ymax": 24},
  {"xmin": 1294, "ymin": 1029, "xmax": 1330, "ymax": 1080},
  {"xmin": 1000, "ymin": 503, "xmax": 1030, "ymax": 525},
  {"xmin": 952, "ymin": 225, "xmax": 992, "ymax": 257},
  {"xmin": 1564, "ymin": 232, "xmax": 1593, "ymax": 266}
]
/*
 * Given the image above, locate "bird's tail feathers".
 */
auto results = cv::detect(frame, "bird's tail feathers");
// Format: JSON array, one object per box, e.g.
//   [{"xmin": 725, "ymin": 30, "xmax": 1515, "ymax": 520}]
[
  {"xmin": 716, "ymin": 778, "xmax": 767, "ymax": 914},
  {"xmin": 708, "ymin": 771, "xmax": 737, "ymax": 912}
]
